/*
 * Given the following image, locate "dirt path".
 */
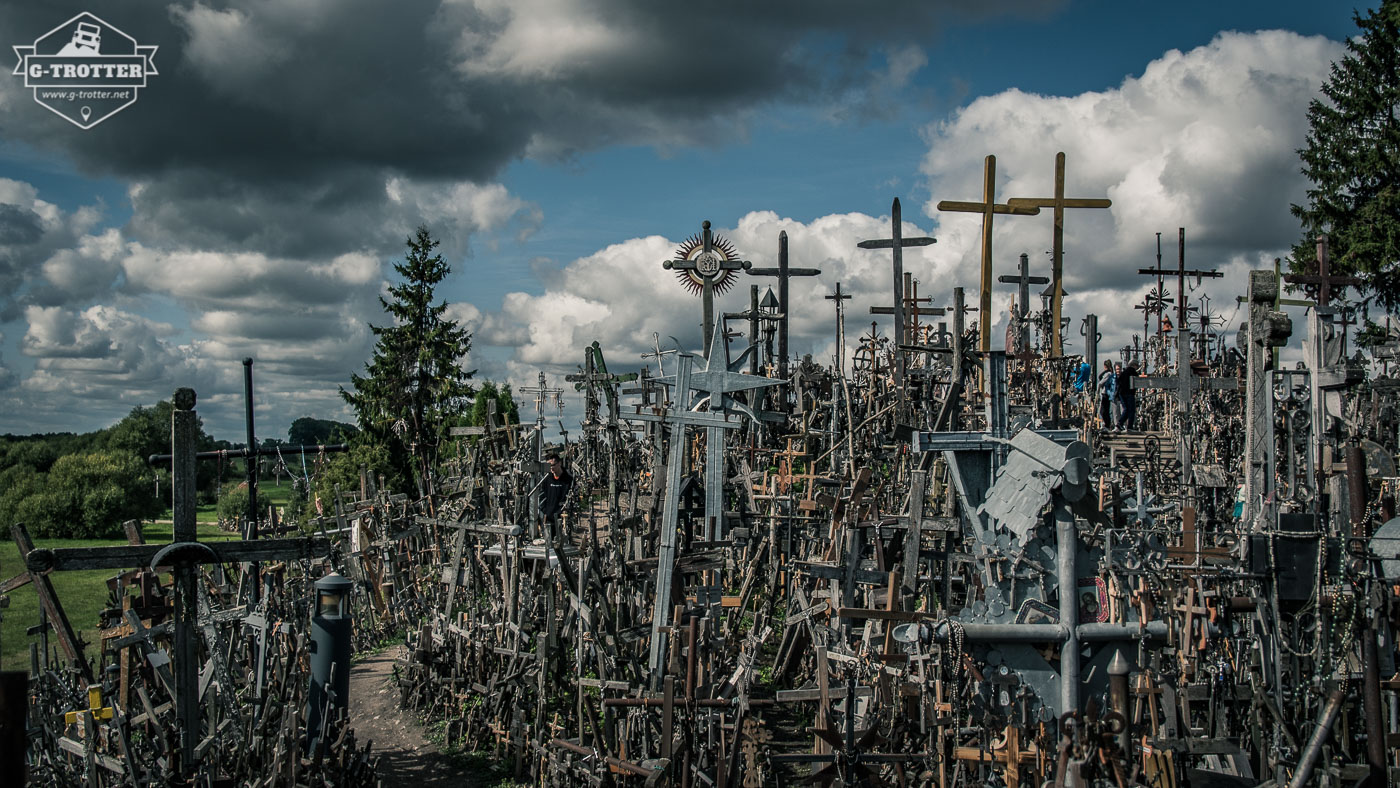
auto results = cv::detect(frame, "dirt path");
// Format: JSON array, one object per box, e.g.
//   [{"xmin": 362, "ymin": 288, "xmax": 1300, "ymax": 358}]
[{"xmin": 349, "ymin": 644, "xmax": 486, "ymax": 786}]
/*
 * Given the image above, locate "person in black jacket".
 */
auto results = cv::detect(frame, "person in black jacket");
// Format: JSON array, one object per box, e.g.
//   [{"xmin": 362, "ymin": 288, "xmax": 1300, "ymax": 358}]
[
  {"xmin": 1116, "ymin": 361, "xmax": 1139, "ymax": 431},
  {"xmin": 537, "ymin": 452, "xmax": 573, "ymax": 545}
]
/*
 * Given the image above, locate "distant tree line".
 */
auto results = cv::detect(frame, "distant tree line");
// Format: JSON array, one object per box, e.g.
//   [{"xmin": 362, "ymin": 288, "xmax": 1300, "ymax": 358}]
[{"xmin": 1, "ymin": 401, "xmax": 359, "ymax": 539}]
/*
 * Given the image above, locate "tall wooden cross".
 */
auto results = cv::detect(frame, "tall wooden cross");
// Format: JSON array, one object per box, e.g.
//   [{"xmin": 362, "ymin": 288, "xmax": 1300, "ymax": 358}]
[
  {"xmin": 858, "ymin": 198, "xmax": 935, "ymax": 418},
  {"xmin": 1006, "ymin": 152, "xmax": 1111, "ymax": 356},
  {"xmin": 25, "ymin": 389, "xmax": 333, "ymax": 776},
  {"xmin": 936, "ymin": 155, "xmax": 1040, "ymax": 352},
  {"xmin": 663, "ymin": 220, "xmax": 752, "ymax": 358},
  {"xmin": 747, "ymin": 230, "xmax": 820, "ymax": 383},
  {"xmin": 826, "ymin": 283, "xmax": 852, "ymax": 377},
  {"xmin": 998, "ymin": 253, "xmax": 1049, "ymax": 356}
]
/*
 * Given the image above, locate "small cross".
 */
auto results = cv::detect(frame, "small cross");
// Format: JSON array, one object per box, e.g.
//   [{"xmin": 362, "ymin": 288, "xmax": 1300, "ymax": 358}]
[
  {"xmin": 1283, "ymin": 234, "xmax": 1363, "ymax": 309},
  {"xmin": 826, "ymin": 283, "xmax": 853, "ymax": 376},
  {"xmin": 64, "ymin": 684, "xmax": 115, "ymax": 726},
  {"xmin": 858, "ymin": 198, "xmax": 936, "ymax": 407}
]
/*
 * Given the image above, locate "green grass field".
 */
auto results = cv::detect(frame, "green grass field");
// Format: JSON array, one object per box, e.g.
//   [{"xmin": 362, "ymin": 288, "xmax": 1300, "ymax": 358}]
[{"xmin": 0, "ymin": 480, "xmax": 298, "ymax": 671}]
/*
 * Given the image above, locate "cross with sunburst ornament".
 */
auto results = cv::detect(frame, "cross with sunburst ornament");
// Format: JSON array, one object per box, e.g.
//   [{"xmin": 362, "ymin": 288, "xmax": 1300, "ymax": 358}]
[{"xmin": 662, "ymin": 220, "xmax": 750, "ymax": 358}]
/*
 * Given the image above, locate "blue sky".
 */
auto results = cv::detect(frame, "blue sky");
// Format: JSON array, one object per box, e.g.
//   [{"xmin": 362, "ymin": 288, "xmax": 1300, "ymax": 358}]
[{"xmin": 0, "ymin": 0, "xmax": 1372, "ymax": 440}]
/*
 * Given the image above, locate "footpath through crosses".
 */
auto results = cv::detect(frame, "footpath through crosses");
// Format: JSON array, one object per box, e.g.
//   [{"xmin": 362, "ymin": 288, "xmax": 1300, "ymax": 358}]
[{"xmin": 24, "ymin": 388, "xmax": 335, "ymax": 777}]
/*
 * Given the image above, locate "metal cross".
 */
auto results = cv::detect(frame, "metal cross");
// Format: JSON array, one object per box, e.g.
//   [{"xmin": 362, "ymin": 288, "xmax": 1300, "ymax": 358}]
[
  {"xmin": 998, "ymin": 253, "xmax": 1049, "ymax": 356},
  {"xmin": 663, "ymin": 220, "xmax": 752, "ymax": 358}
]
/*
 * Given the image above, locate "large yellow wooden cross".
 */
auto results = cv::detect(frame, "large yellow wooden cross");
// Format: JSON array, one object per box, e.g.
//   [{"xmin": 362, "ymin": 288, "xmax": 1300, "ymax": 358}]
[
  {"xmin": 937, "ymin": 155, "xmax": 1040, "ymax": 352},
  {"xmin": 1007, "ymin": 152, "xmax": 1111, "ymax": 357}
]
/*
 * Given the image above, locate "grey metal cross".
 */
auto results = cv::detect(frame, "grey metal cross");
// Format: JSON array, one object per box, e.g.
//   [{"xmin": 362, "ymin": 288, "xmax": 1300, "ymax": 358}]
[{"xmin": 858, "ymin": 198, "xmax": 935, "ymax": 402}]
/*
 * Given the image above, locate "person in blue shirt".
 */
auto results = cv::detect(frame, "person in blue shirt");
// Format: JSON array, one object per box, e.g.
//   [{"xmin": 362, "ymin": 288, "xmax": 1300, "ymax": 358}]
[{"xmin": 1097, "ymin": 360, "xmax": 1117, "ymax": 430}]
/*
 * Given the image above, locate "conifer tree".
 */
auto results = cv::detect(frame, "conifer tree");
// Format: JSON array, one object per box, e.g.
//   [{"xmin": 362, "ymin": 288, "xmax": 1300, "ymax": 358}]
[
  {"xmin": 1290, "ymin": 1, "xmax": 1400, "ymax": 311},
  {"xmin": 341, "ymin": 226, "xmax": 474, "ymax": 486}
]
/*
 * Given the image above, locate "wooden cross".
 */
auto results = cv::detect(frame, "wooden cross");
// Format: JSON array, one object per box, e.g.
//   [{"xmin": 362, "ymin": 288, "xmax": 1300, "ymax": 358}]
[
  {"xmin": 1283, "ymin": 234, "xmax": 1363, "ymax": 309},
  {"xmin": 998, "ymin": 252, "xmax": 1049, "ymax": 356},
  {"xmin": 747, "ymin": 230, "xmax": 820, "ymax": 382},
  {"xmin": 825, "ymin": 282, "xmax": 853, "ymax": 377},
  {"xmin": 24, "ymin": 388, "xmax": 334, "ymax": 775},
  {"xmin": 1006, "ymin": 152, "xmax": 1111, "ymax": 356},
  {"xmin": 663, "ymin": 220, "xmax": 753, "ymax": 357},
  {"xmin": 858, "ymin": 197, "xmax": 936, "ymax": 409},
  {"xmin": 936, "ymin": 155, "xmax": 1040, "ymax": 352},
  {"xmin": 871, "ymin": 272, "xmax": 946, "ymax": 345}
]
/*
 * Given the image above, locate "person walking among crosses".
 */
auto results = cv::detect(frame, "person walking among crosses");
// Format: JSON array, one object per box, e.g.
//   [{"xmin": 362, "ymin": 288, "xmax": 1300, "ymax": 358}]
[{"xmin": 537, "ymin": 452, "xmax": 574, "ymax": 545}]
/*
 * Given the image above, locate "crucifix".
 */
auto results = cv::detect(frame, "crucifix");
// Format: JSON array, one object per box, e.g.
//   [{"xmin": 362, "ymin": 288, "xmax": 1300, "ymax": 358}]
[
  {"xmin": 1006, "ymin": 152, "xmax": 1111, "ymax": 357},
  {"xmin": 998, "ymin": 253, "xmax": 1049, "ymax": 357},
  {"xmin": 25, "ymin": 389, "xmax": 334, "ymax": 776},
  {"xmin": 747, "ymin": 230, "xmax": 820, "ymax": 384},
  {"xmin": 937, "ymin": 155, "xmax": 1040, "ymax": 352},
  {"xmin": 858, "ymin": 197, "xmax": 936, "ymax": 410},
  {"xmin": 663, "ymin": 220, "xmax": 752, "ymax": 358}
]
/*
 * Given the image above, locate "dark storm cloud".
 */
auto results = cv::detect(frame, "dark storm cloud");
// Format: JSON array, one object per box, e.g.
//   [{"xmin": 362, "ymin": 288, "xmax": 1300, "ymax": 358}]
[
  {"xmin": 3, "ymin": 0, "xmax": 1059, "ymax": 179},
  {"xmin": 0, "ymin": 203, "xmax": 44, "ymax": 245}
]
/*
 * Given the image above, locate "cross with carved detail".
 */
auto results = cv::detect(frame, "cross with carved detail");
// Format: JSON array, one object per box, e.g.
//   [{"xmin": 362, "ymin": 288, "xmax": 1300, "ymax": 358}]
[{"xmin": 664, "ymin": 220, "xmax": 752, "ymax": 358}]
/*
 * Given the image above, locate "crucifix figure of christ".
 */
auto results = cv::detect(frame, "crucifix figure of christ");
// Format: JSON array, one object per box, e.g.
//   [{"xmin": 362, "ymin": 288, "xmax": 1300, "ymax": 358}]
[
  {"xmin": 1006, "ymin": 152, "xmax": 1111, "ymax": 357},
  {"xmin": 663, "ymin": 220, "xmax": 752, "ymax": 359},
  {"xmin": 747, "ymin": 230, "xmax": 820, "ymax": 385},
  {"xmin": 937, "ymin": 155, "xmax": 1040, "ymax": 352},
  {"xmin": 858, "ymin": 198, "xmax": 935, "ymax": 417},
  {"xmin": 25, "ymin": 389, "xmax": 334, "ymax": 776},
  {"xmin": 998, "ymin": 252, "xmax": 1049, "ymax": 358}
]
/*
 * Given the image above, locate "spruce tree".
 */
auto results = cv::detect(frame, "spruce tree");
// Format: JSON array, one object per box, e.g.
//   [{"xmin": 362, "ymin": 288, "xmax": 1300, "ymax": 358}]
[
  {"xmin": 1290, "ymin": 0, "xmax": 1400, "ymax": 311},
  {"xmin": 341, "ymin": 226, "xmax": 474, "ymax": 486}
]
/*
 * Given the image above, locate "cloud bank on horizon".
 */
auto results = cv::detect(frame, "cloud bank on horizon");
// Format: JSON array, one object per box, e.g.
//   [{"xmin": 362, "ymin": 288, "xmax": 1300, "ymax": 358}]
[{"xmin": 0, "ymin": 0, "xmax": 1347, "ymax": 438}]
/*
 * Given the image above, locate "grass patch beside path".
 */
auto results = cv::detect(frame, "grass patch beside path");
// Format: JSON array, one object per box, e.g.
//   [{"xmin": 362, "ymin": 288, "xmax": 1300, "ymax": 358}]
[{"xmin": 0, "ymin": 519, "xmax": 241, "ymax": 671}]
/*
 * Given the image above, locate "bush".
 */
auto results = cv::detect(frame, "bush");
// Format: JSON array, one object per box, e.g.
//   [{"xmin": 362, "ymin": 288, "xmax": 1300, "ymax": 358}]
[
  {"xmin": 217, "ymin": 482, "xmax": 250, "ymax": 527},
  {"xmin": 9, "ymin": 451, "xmax": 159, "ymax": 538}
]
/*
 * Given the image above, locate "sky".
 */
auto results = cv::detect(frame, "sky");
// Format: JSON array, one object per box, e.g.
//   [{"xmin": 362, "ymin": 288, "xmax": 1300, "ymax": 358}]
[{"xmin": 0, "ymin": 0, "xmax": 1375, "ymax": 441}]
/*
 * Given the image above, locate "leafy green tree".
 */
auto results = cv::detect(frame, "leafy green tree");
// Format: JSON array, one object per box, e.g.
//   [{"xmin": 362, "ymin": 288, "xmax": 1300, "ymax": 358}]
[
  {"xmin": 287, "ymin": 417, "xmax": 358, "ymax": 446},
  {"xmin": 19, "ymin": 451, "xmax": 161, "ymax": 538},
  {"xmin": 1290, "ymin": 1, "xmax": 1400, "ymax": 311},
  {"xmin": 467, "ymin": 380, "xmax": 521, "ymax": 428},
  {"xmin": 341, "ymin": 226, "xmax": 475, "ymax": 487}
]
